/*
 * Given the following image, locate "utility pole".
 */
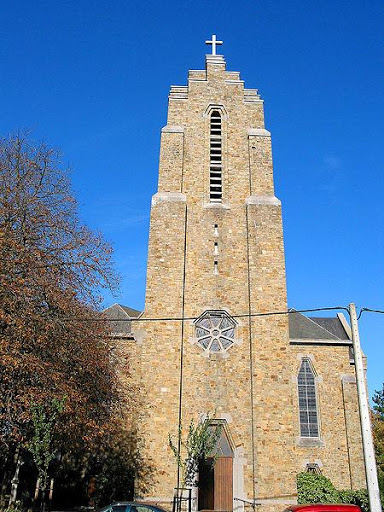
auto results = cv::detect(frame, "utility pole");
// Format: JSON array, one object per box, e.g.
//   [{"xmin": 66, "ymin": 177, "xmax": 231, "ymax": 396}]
[{"xmin": 349, "ymin": 303, "xmax": 382, "ymax": 512}]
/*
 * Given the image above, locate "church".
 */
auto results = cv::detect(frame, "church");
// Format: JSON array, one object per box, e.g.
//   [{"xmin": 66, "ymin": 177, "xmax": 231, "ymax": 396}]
[{"xmin": 104, "ymin": 38, "xmax": 366, "ymax": 512}]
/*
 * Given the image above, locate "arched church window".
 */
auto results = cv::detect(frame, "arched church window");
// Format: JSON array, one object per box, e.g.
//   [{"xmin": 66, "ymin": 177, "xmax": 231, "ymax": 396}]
[
  {"xmin": 298, "ymin": 358, "xmax": 320, "ymax": 438},
  {"xmin": 195, "ymin": 310, "xmax": 236, "ymax": 354},
  {"xmin": 209, "ymin": 111, "xmax": 222, "ymax": 202}
]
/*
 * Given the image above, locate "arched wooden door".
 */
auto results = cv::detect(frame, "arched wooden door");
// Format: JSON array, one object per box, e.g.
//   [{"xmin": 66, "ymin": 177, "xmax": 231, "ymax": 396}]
[{"xmin": 198, "ymin": 426, "xmax": 233, "ymax": 511}]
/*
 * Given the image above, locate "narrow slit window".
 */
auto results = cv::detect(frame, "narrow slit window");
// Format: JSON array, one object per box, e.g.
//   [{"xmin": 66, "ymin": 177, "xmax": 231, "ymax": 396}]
[
  {"xmin": 298, "ymin": 358, "xmax": 319, "ymax": 438},
  {"xmin": 210, "ymin": 111, "xmax": 222, "ymax": 202}
]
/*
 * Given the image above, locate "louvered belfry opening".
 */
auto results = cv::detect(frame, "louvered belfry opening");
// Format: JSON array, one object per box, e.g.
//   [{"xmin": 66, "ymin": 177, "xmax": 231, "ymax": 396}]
[{"xmin": 210, "ymin": 110, "xmax": 222, "ymax": 202}]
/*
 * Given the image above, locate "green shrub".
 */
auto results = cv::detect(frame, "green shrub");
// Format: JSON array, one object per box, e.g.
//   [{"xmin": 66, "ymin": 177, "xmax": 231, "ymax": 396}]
[
  {"xmin": 339, "ymin": 489, "xmax": 369, "ymax": 512},
  {"xmin": 297, "ymin": 472, "xmax": 340, "ymax": 504},
  {"xmin": 297, "ymin": 472, "xmax": 369, "ymax": 512}
]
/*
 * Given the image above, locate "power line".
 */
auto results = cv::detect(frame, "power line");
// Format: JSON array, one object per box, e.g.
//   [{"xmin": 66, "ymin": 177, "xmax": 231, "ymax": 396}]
[
  {"xmin": 358, "ymin": 308, "xmax": 384, "ymax": 320},
  {"xmin": 63, "ymin": 305, "xmax": 349, "ymax": 323}
]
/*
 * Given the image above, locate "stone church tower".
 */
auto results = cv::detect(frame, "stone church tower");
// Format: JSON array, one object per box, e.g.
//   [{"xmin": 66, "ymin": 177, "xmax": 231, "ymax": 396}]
[{"xmin": 119, "ymin": 40, "xmax": 366, "ymax": 512}]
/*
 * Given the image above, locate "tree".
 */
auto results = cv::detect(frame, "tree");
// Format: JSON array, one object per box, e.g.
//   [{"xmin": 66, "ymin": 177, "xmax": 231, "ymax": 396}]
[
  {"xmin": 0, "ymin": 133, "xmax": 134, "ymax": 506},
  {"xmin": 28, "ymin": 397, "xmax": 66, "ymax": 509},
  {"xmin": 169, "ymin": 414, "xmax": 222, "ymax": 487},
  {"xmin": 84, "ymin": 420, "xmax": 153, "ymax": 506},
  {"xmin": 372, "ymin": 384, "xmax": 384, "ymax": 498}
]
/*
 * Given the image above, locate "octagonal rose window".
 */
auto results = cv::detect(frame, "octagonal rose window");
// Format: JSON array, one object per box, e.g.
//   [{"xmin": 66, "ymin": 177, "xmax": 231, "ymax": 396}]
[{"xmin": 194, "ymin": 310, "xmax": 236, "ymax": 354}]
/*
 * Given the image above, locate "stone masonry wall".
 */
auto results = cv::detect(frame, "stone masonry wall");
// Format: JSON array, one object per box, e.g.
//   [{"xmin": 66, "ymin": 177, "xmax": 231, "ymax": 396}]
[
  {"xmin": 125, "ymin": 54, "xmax": 366, "ymax": 511},
  {"xmin": 290, "ymin": 344, "xmax": 366, "ymax": 490}
]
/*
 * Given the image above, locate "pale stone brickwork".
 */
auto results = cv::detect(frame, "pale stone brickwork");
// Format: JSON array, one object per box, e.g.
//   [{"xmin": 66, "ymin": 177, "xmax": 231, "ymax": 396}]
[
  {"xmin": 124, "ymin": 53, "xmax": 366, "ymax": 511},
  {"xmin": 291, "ymin": 347, "xmax": 366, "ymax": 490}
]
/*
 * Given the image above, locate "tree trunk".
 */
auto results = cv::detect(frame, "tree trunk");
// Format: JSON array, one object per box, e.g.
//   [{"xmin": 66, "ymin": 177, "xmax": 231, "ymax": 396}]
[
  {"xmin": 48, "ymin": 479, "xmax": 54, "ymax": 511},
  {"xmin": 8, "ymin": 448, "xmax": 22, "ymax": 507},
  {"xmin": 0, "ymin": 468, "xmax": 10, "ymax": 507},
  {"xmin": 33, "ymin": 477, "xmax": 41, "ymax": 510},
  {"xmin": 40, "ymin": 488, "xmax": 46, "ymax": 512}
]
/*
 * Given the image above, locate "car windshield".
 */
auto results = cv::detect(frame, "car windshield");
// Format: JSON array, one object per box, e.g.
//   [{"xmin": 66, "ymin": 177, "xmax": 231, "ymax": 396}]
[
  {"xmin": 99, "ymin": 505, "xmax": 127, "ymax": 512},
  {"xmin": 130, "ymin": 507, "xmax": 157, "ymax": 512}
]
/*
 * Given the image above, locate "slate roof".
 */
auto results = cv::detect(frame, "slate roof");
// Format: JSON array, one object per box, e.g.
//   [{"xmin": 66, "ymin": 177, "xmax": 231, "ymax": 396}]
[
  {"xmin": 289, "ymin": 310, "xmax": 351, "ymax": 342},
  {"xmin": 118, "ymin": 304, "xmax": 142, "ymax": 318},
  {"xmin": 309, "ymin": 317, "xmax": 350, "ymax": 340},
  {"xmin": 103, "ymin": 303, "xmax": 142, "ymax": 336}
]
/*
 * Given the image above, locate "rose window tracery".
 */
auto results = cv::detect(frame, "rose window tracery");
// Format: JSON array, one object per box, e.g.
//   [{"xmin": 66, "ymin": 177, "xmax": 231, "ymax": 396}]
[{"xmin": 195, "ymin": 310, "xmax": 236, "ymax": 354}]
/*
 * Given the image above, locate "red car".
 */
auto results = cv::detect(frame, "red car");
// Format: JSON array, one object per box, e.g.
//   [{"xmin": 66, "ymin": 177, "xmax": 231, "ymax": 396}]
[{"xmin": 285, "ymin": 505, "xmax": 361, "ymax": 512}]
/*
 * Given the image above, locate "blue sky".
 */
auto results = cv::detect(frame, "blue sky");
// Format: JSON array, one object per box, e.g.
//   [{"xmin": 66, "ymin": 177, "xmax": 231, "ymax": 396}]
[{"xmin": 1, "ymin": 0, "xmax": 383, "ymax": 395}]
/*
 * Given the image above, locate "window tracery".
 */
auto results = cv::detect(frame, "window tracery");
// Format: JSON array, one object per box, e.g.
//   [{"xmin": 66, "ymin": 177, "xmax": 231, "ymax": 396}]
[
  {"xmin": 195, "ymin": 310, "xmax": 236, "ymax": 354},
  {"xmin": 298, "ymin": 358, "xmax": 320, "ymax": 438}
]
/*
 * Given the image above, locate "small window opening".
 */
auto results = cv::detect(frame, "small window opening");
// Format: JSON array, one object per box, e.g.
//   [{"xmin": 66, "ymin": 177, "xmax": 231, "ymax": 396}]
[
  {"xmin": 210, "ymin": 111, "xmax": 222, "ymax": 203},
  {"xmin": 306, "ymin": 463, "xmax": 321, "ymax": 475},
  {"xmin": 214, "ymin": 260, "xmax": 218, "ymax": 274},
  {"xmin": 214, "ymin": 242, "xmax": 218, "ymax": 255},
  {"xmin": 214, "ymin": 224, "xmax": 219, "ymax": 237}
]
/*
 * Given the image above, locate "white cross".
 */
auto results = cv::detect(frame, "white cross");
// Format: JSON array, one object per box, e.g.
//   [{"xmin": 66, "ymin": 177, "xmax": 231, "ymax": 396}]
[{"xmin": 205, "ymin": 35, "xmax": 223, "ymax": 55}]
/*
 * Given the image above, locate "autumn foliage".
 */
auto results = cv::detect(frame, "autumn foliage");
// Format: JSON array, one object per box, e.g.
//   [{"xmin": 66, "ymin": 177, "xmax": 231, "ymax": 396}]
[{"xmin": 0, "ymin": 134, "xmax": 140, "ymax": 507}]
